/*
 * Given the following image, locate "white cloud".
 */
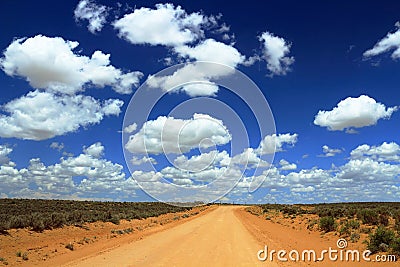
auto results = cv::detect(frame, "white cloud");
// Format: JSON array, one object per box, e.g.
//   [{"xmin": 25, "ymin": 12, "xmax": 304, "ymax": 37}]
[
  {"xmin": 256, "ymin": 133, "xmax": 298, "ymax": 155},
  {"xmin": 0, "ymin": 35, "xmax": 143, "ymax": 94},
  {"xmin": 320, "ymin": 145, "xmax": 343, "ymax": 157},
  {"xmin": 336, "ymin": 157, "xmax": 400, "ymax": 183},
  {"xmin": 291, "ymin": 186, "xmax": 315, "ymax": 193},
  {"xmin": 259, "ymin": 31, "xmax": 294, "ymax": 76},
  {"xmin": 177, "ymin": 83, "xmax": 220, "ymax": 97},
  {"xmin": 279, "ymin": 159, "xmax": 297, "ymax": 170},
  {"xmin": 0, "ymin": 142, "xmax": 137, "ymax": 199},
  {"xmin": 0, "ymin": 145, "xmax": 13, "ymax": 166},
  {"xmin": 130, "ymin": 156, "xmax": 157, "ymax": 166},
  {"xmin": 161, "ymin": 164, "xmax": 239, "ymax": 184},
  {"xmin": 174, "ymin": 150, "xmax": 230, "ymax": 172},
  {"xmin": 123, "ymin": 123, "xmax": 137, "ymax": 133},
  {"xmin": 231, "ymin": 148, "xmax": 270, "ymax": 168},
  {"xmin": 74, "ymin": 0, "xmax": 109, "ymax": 34},
  {"xmin": 174, "ymin": 38, "xmax": 245, "ymax": 67},
  {"xmin": 83, "ymin": 142, "xmax": 104, "ymax": 158},
  {"xmin": 314, "ymin": 95, "xmax": 397, "ymax": 131},
  {"xmin": 350, "ymin": 142, "xmax": 400, "ymax": 162},
  {"xmin": 363, "ymin": 22, "xmax": 400, "ymax": 60},
  {"xmin": 113, "ymin": 3, "xmax": 206, "ymax": 46},
  {"xmin": 113, "ymin": 3, "xmax": 248, "ymax": 98},
  {"xmin": 50, "ymin": 142, "xmax": 65, "ymax": 151},
  {"xmin": 125, "ymin": 113, "xmax": 231, "ymax": 155},
  {"xmin": 147, "ymin": 62, "xmax": 232, "ymax": 97},
  {"xmin": 157, "ymin": 40, "xmax": 246, "ymax": 97},
  {"xmin": 0, "ymin": 90, "xmax": 123, "ymax": 140}
]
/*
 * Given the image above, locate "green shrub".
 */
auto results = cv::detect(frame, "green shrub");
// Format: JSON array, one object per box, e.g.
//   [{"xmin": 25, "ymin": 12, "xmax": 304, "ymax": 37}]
[
  {"xmin": 31, "ymin": 217, "xmax": 45, "ymax": 232},
  {"xmin": 378, "ymin": 214, "xmax": 389, "ymax": 226},
  {"xmin": 50, "ymin": 212, "xmax": 66, "ymax": 228},
  {"xmin": 391, "ymin": 237, "xmax": 400, "ymax": 255},
  {"xmin": 319, "ymin": 216, "xmax": 337, "ymax": 232},
  {"xmin": 350, "ymin": 232, "xmax": 360, "ymax": 243},
  {"xmin": 367, "ymin": 226, "xmax": 395, "ymax": 253},
  {"xmin": 347, "ymin": 219, "xmax": 360, "ymax": 229},
  {"xmin": 357, "ymin": 209, "xmax": 379, "ymax": 225}
]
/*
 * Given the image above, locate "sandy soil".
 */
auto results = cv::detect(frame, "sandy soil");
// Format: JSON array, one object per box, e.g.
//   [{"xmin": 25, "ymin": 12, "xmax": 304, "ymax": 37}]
[{"xmin": 60, "ymin": 206, "xmax": 270, "ymax": 267}]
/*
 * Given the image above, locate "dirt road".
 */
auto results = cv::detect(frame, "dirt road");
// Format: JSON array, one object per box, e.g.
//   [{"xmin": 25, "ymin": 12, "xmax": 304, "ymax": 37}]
[{"xmin": 62, "ymin": 206, "xmax": 271, "ymax": 267}]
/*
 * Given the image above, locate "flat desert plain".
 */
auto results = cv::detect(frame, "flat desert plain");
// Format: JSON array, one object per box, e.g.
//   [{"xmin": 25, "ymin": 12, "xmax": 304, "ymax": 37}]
[{"xmin": 0, "ymin": 205, "xmax": 397, "ymax": 266}]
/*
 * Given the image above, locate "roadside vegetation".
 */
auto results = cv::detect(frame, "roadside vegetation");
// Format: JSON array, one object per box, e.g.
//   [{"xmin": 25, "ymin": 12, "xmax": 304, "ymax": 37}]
[
  {"xmin": 0, "ymin": 199, "xmax": 191, "ymax": 233},
  {"xmin": 248, "ymin": 202, "xmax": 400, "ymax": 256}
]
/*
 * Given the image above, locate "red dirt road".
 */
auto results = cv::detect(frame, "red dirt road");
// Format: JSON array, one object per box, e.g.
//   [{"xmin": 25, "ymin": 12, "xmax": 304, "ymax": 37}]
[{"xmin": 62, "ymin": 206, "xmax": 272, "ymax": 267}]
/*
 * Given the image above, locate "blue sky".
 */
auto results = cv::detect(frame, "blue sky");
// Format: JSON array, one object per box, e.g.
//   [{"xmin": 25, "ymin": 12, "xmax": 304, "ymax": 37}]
[{"xmin": 0, "ymin": 0, "xmax": 399, "ymax": 203}]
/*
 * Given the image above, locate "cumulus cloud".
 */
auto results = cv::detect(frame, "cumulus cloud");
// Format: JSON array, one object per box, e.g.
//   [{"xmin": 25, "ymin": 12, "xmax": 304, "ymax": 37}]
[
  {"xmin": 336, "ymin": 157, "xmax": 400, "ymax": 183},
  {"xmin": 83, "ymin": 142, "xmax": 104, "ymax": 158},
  {"xmin": 174, "ymin": 39, "xmax": 245, "ymax": 67},
  {"xmin": 130, "ymin": 156, "xmax": 157, "ymax": 166},
  {"xmin": 0, "ymin": 35, "xmax": 143, "ymax": 94},
  {"xmin": 147, "ymin": 62, "xmax": 233, "ymax": 97},
  {"xmin": 363, "ymin": 22, "xmax": 400, "ymax": 60},
  {"xmin": 259, "ymin": 31, "xmax": 294, "ymax": 76},
  {"xmin": 50, "ymin": 142, "xmax": 65, "ymax": 152},
  {"xmin": 256, "ymin": 133, "xmax": 298, "ymax": 155},
  {"xmin": 74, "ymin": 0, "xmax": 109, "ymax": 34},
  {"xmin": 350, "ymin": 142, "xmax": 400, "ymax": 162},
  {"xmin": 0, "ymin": 145, "xmax": 13, "ymax": 165},
  {"xmin": 123, "ymin": 123, "xmax": 137, "ymax": 133},
  {"xmin": 125, "ymin": 114, "xmax": 231, "ymax": 155},
  {"xmin": 314, "ymin": 95, "xmax": 397, "ymax": 131},
  {"xmin": 230, "ymin": 145, "xmax": 400, "ymax": 203},
  {"xmin": 174, "ymin": 150, "xmax": 230, "ymax": 172},
  {"xmin": 113, "ymin": 3, "xmax": 248, "ymax": 97},
  {"xmin": 320, "ymin": 145, "xmax": 343, "ymax": 157},
  {"xmin": 0, "ymin": 142, "xmax": 138, "ymax": 199},
  {"xmin": 279, "ymin": 159, "xmax": 297, "ymax": 170},
  {"xmin": 231, "ymin": 148, "xmax": 270, "ymax": 168},
  {"xmin": 114, "ymin": 3, "xmax": 206, "ymax": 46},
  {"xmin": 0, "ymin": 90, "xmax": 123, "ymax": 140},
  {"xmin": 147, "ymin": 39, "xmax": 246, "ymax": 97}
]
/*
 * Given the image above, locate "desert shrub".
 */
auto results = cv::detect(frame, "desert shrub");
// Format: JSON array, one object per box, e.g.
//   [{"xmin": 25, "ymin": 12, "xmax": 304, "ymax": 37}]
[
  {"xmin": 350, "ymin": 232, "xmax": 360, "ymax": 243},
  {"xmin": 367, "ymin": 226, "xmax": 395, "ymax": 253},
  {"xmin": 307, "ymin": 219, "xmax": 318, "ymax": 230},
  {"xmin": 22, "ymin": 252, "xmax": 28, "ymax": 261},
  {"xmin": 50, "ymin": 212, "xmax": 66, "ymax": 228},
  {"xmin": 314, "ymin": 206, "xmax": 345, "ymax": 218},
  {"xmin": 319, "ymin": 216, "xmax": 337, "ymax": 232},
  {"xmin": 108, "ymin": 215, "xmax": 120, "ymax": 225},
  {"xmin": 30, "ymin": 214, "xmax": 45, "ymax": 232},
  {"xmin": 339, "ymin": 219, "xmax": 360, "ymax": 237},
  {"xmin": 394, "ymin": 213, "xmax": 400, "ymax": 233},
  {"xmin": 9, "ymin": 215, "xmax": 29, "ymax": 229},
  {"xmin": 357, "ymin": 209, "xmax": 379, "ymax": 225},
  {"xmin": 391, "ymin": 237, "xmax": 400, "ymax": 255},
  {"xmin": 378, "ymin": 214, "xmax": 389, "ymax": 226},
  {"xmin": 65, "ymin": 243, "xmax": 74, "ymax": 251},
  {"xmin": 347, "ymin": 219, "xmax": 361, "ymax": 229},
  {"xmin": 0, "ymin": 219, "xmax": 10, "ymax": 233},
  {"xmin": 344, "ymin": 207, "xmax": 357, "ymax": 218}
]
